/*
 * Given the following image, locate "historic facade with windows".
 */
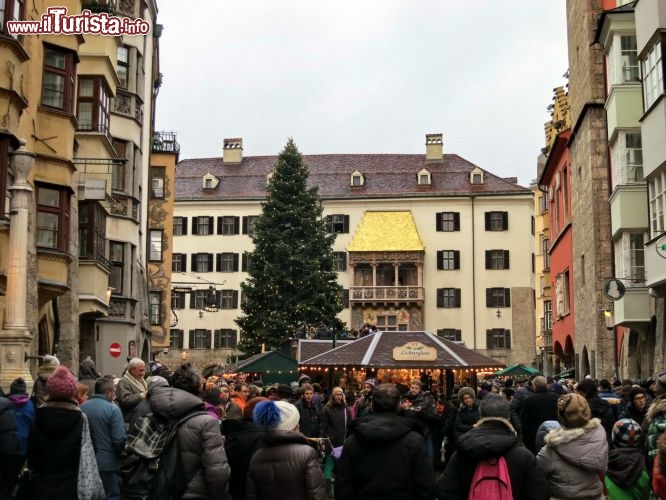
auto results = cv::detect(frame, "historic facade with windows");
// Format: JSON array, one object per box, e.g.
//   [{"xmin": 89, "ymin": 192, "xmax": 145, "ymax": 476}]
[
  {"xmin": 634, "ymin": 0, "xmax": 666, "ymax": 375},
  {"xmin": 593, "ymin": 3, "xmax": 654, "ymax": 379},
  {"xmin": 0, "ymin": 0, "xmax": 164, "ymax": 389},
  {"xmin": 167, "ymin": 133, "xmax": 536, "ymax": 367}
]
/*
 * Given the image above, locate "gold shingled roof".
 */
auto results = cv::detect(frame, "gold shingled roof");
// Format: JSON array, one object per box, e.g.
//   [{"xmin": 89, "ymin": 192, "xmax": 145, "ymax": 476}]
[{"xmin": 347, "ymin": 211, "xmax": 425, "ymax": 252}]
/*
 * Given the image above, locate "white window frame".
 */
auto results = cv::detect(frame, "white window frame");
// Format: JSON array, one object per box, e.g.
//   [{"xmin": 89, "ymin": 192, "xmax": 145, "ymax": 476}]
[
  {"xmin": 642, "ymin": 40, "xmax": 664, "ymax": 110},
  {"xmin": 149, "ymin": 229, "xmax": 163, "ymax": 261},
  {"xmin": 649, "ymin": 171, "xmax": 666, "ymax": 238},
  {"xmin": 629, "ymin": 233, "xmax": 646, "ymax": 285},
  {"xmin": 606, "ymin": 34, "xmax": 639, "ymax": 85}
]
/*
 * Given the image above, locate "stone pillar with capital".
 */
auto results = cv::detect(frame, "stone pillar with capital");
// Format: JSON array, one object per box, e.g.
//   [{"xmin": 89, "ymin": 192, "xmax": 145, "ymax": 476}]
[{"xmin": 0, "ymin": 140, "xmax": 36, "ymax": 392}]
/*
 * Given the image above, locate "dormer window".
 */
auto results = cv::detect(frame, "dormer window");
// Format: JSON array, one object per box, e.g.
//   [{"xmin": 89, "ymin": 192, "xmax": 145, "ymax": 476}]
[
  {"xmin": 202, "ymin": 172, "xmax": 219, "ymax": 190},
  {"xmin": 266, "ymin": 171, "xmax": 274, "ymax": 186},
  {"xmin": 470, "ymin": 168, "xmax": 484, "ymax": 185},
  {"xmin": 350, "ymin": 170, "xmax": 365, "ymax": 187},
  {"xmin": 417, "ymin": 168, "xmax": 431, "ymax": 185}
]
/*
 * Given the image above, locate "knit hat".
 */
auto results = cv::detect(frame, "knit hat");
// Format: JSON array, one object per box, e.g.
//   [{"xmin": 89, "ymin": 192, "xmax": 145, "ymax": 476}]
[
  {"xmin": 480, "ymin": 394, "xmax": 510, "ymax": 419},
  {"xmin": 10, "ymin": 377, "xmax": 27, "ymax": 395},
  {"xmin": 253, "ymin": 400, "xmax": 300, "ymax": 431},
  {"xmin": 298, "ymin": 374, "xmax": 311, "ymax": 386},
  {"xmin": 655, "ymin": 374, "xmax": 666, "ymax": 396},
  {"xmin": 203, "ymin": 386, "xmax": 223, "ymax": 406},
  {"xmin": 46, "ymin": 366, "xmax": 78, "ymax": 401},
  {"xmin": 364, "ymin": 378, "xmax": 377, "ymax": 389},
  {"xmin": 458, "ymin": 387, "xmax": 476, "ymax": 401},
  {"xmin": 557, "ymin": 393, "xmax": 591, "ymax": 429},
  {"xmin": 612, "ymin": 418, "xmax": 642, "ymax": 448},
  {"xmin": 628, "ymin": 387, "xmax": 647, "ymax": 404},
  {"xmin": 243, "ymin": 396, "xmax": 269, "ymax": 420},
  {"xmin": 43, "ymin": 355, "xmax": 60, "ymax": 367}
]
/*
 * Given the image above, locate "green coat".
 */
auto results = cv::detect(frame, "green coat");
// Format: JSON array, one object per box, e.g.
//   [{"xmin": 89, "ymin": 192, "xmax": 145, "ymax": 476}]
[{"xmin": 604, "ymin": 471, "xmax": 649, "ymax": 500}]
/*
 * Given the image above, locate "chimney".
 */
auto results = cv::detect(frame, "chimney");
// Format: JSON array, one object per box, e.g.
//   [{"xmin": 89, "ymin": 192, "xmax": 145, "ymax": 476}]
[
  {"xmin": 223, "ymin": 138, "xmax": 243, "ymax": 163},
  {"xmin": 425, "ymin": 133, "xmax": 443, "ymax": 161}
]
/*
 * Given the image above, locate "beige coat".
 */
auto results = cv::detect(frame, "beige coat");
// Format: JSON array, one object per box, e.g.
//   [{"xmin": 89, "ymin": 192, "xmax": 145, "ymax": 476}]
[{"xmin": 536, "ymin": 418, "xmax": 608, "ymax": 500}]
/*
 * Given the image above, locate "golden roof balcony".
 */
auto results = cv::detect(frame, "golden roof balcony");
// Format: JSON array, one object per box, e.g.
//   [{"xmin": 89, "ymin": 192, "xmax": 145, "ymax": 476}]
[{"xmin": 349, "ymin": 286, "xmax": 425, "ymax": 306}]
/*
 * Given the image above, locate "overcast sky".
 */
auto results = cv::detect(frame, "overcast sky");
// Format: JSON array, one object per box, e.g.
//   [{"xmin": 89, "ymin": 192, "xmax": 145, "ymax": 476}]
[{"xmin": 155, "ymin": 1, "xmax": 569, "ymax": 187}]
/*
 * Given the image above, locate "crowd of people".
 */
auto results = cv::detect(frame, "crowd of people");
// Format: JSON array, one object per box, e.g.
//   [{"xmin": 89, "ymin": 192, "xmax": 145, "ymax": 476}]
[{"xmin": 2, "ymin": 357, "xmax": 666, "ymax": 499}]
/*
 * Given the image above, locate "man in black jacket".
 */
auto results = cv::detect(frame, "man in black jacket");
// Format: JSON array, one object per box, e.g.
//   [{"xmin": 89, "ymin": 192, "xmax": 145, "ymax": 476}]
[
  {"xmin": 335, "ymin": 384, "xmax": 436, "ymax": 500},
  {"xmin": 576, "ymin": 378, "xmax": 616, "ymax": 442},
  {"xmin": 520, "ymin": 376, "xmax": 559, "ymax": 454},
  {"xmin": 437, "ymin": 394, "xmax": 549, "ymax": 500}
]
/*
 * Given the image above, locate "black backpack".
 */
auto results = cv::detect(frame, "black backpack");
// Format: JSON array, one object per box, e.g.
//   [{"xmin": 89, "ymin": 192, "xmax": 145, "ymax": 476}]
[{"xmin": 121, "ymin": 410, "xmax": 207, "ymax": 500}]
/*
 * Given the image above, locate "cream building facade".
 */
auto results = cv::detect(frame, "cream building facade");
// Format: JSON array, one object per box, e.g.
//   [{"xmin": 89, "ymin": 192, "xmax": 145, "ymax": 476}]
[
  {"xmin": 635, "ymin": 0, "xmax": 666, "ymax": 374},
  {"xmin": 166, "ymin": 134, "xmax": 537, "ymax": 371}
]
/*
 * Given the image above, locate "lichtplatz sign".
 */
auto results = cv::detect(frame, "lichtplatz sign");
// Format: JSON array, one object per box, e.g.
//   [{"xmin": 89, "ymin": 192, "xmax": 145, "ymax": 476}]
[{"xmin": 392, "ymin": 341, "xmax": 437, "ymax": 361}]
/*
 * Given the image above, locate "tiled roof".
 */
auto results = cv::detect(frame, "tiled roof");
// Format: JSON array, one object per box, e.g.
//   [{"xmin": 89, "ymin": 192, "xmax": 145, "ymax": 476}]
[
  {"xmin": 229, "ymin": 350, "xmax": 297, "ymax": 373},
  {"xmin": 299, "ymin": 331, "xmax": 504, "ymax": 369},
  {"xmin": 297, "ymin": 339, "xmax": 354, "ymax": 363},
  {"xmin": 174, "ymin": 154, "xmax": 531, "ymax": 201},
  {"xmin": 347, "ymin": 211, "xmax": 425, "ymax": 252}
]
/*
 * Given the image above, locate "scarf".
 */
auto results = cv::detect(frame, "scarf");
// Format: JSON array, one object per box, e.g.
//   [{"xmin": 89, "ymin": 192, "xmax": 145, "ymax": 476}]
[{"xmin": 123, "ymin": 371, "xmax": 147, "ymax": 393}]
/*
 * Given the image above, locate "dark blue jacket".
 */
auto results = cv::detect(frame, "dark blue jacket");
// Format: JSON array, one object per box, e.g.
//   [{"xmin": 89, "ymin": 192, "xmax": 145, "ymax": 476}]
[
  {"xmin": 8, "ymin": 393, "xmax": 35, "ymax": 457},
  {"xmin": 81, "ymin": 394, "xmax": 126, "ymax": 471}
]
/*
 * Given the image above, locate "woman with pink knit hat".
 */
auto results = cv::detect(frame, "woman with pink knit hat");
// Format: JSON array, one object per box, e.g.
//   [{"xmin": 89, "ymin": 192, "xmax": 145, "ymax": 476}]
[{"xmin": 26, "ymin": 366, "xmax": 89, "ymax": 499}]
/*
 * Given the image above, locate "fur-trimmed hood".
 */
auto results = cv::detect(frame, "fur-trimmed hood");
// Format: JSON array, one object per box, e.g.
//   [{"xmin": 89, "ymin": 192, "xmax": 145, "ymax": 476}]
[
  {"xmin": 473, "ymin": 416, "xmax": 515, "ymax": 432},
  {"xmin": 544, "ymin": 417, "xmax": 607, "ymax": 471},
  {"xmin": 545, "ymin": 417, "xmax": 601, "ymax": 446},
  {"xmin": 457, "ymin": 416, "xmax": 519, "ymax": 460},
  {"xmin": 646, "ymin": 395, "xmax": 666, "ymax": 425}
]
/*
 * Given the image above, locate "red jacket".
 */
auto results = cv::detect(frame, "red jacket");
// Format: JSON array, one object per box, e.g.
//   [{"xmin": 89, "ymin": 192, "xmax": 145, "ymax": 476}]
[{"xmin": 653, "ymin": 456, "xmax": 666, "ymax": 499}]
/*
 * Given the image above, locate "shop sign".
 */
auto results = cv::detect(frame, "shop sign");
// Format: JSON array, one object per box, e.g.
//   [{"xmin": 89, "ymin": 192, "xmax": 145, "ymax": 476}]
[{"xmin": 393, "ymin": 341, "xmax": 437, "ymax": 361}]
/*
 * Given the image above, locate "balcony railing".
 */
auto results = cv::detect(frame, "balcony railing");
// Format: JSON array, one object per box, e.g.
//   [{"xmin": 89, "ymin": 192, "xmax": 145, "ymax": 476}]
[
  {"xmin": 152, "ymin": 131, "xmax": 181, "ymax": 154},
  {"xmin": 542, "ymin": 329, "xmax": 552, "ymax": 350},
  {"xmin": 111, "ymin": 90, "xmax": 143, "ymax": 122},
  {"xmin": 349, "ymin": 286, "xmax": 424, "ymax": 303}
]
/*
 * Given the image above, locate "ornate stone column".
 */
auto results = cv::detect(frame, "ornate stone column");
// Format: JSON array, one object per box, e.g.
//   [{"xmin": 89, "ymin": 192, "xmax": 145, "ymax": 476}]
[{"xmin": 0, "ymin": 140, "xmax": 35, "ymax": 391}]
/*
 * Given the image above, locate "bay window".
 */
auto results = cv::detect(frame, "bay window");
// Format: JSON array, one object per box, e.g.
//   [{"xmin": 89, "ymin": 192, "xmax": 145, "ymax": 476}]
[{"xmin": 36, "ymin": 183, "xmax": 70, "ymax": 251}]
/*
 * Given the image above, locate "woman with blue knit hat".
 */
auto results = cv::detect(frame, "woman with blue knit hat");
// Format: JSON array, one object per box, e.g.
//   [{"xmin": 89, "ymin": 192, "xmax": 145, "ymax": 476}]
[{"xmin": 247, "ymin": 400, "xmax": 327, "ymax": 499}]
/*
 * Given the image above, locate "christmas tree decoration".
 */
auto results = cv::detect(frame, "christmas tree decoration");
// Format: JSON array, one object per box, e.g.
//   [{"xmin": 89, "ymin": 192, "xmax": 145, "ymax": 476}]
[{"xmin": 236, "ymin": 139, "xmax": 343, "ymax": 355}]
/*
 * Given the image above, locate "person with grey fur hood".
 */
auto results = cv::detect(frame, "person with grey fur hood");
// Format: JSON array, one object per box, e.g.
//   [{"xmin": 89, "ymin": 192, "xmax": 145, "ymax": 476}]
[
  {"xmin": 536, "ymin": 393, "xmax": 608, "ymax": 500},
  {"xmin": 437, "ymin": 394, "xmax": 549, "ymax": 500}
]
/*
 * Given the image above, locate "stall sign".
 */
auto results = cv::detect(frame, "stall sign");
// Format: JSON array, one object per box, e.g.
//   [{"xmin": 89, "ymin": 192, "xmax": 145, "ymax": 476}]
[{"xmin": 393, "ymin": 342, "xmax": 437, "ymax": 361}]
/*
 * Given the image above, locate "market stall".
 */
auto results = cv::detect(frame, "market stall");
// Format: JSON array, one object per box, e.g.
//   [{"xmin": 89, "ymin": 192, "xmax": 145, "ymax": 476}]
[
  {"xmin": 299, "ymin": 330, "xmax": 504, "ymax": 397},
  {"xmin": 226, "ymin": 350, "xmax": 299, "ymax": 385},
  {"xmin": 493, "ymin": 364, "xmax": 540, "ymax": 379}
]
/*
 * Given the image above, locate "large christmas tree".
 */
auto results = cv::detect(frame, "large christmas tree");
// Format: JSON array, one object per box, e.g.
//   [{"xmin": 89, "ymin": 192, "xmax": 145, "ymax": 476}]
[{"xmin": 235, "ymin": 139, "xmax": 343, "ymax": 355}]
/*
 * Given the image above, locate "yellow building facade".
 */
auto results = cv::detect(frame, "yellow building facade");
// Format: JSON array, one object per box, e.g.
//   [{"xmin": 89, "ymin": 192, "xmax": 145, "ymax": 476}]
[{"xmin": 0, "ymin": 0, "xmax": 161, "ymax": 389}]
